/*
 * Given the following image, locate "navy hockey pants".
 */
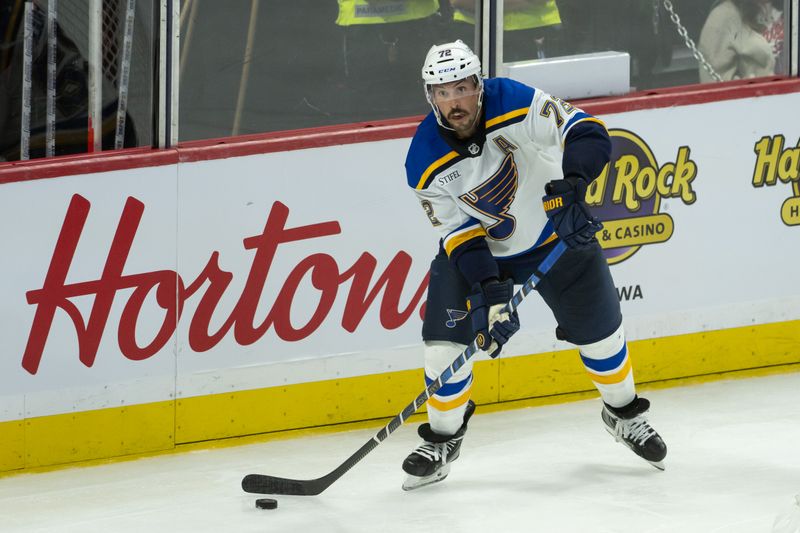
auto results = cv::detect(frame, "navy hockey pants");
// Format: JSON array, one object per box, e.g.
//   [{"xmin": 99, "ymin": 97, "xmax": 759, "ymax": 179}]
[{"xmin": 421, "ymin": 239, "xmax": 622, "ymax": 346}]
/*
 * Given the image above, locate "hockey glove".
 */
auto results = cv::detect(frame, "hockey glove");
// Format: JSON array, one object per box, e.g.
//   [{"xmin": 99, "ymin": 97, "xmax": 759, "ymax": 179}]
[
  {"xmin": 542, "ymin": 176, "xmax": 603, "ymax": 249},
  {"xmin": 466, "ymin": 278, "xmax": 520, "ymax": 358}
]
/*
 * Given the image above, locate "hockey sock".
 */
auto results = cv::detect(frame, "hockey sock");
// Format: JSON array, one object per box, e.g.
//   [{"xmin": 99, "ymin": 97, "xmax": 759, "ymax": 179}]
[
  {"xmin": 577, "ymin": 324, "xmax": 636, "ymax": 409},
  {"xmin": 424, "ymin": 341, "xmax": 473, "ymax": 435}
]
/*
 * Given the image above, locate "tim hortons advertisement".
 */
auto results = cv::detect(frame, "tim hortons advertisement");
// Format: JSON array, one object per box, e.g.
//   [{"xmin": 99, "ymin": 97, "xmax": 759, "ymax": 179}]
[
  {"xmin": 2, "ymin": 92, "xmax": 800, "ymax": 419},
  {"xmin": 0, "ymin": 167, "xmax": 179, "ymax": 420}
]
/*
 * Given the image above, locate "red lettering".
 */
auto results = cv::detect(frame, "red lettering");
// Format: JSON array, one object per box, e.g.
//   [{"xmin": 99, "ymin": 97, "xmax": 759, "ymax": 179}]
[
  {"xmin": 24, "ymin": 195, "xmax": 178, "ymax": 374},
  {"xmin": 229, "ymin": 202, "xmax": 340, "ymax": 345},
  {"xmin": 340, "ymin": 252, "xmax": 428, "ymax": 331},
  {"xmin": 184, "ymin": 252, "xmax": 235, "ymax": 353},
  {"xmin": 23, "ymin": 194, "xmax": 91, "ymax": 375},
  {"xmin": 118, "ymin": 271, "xmax": 183, "ymax": 360},
  {"xmin": 270, "ymin": 254, "xmax": 340, "ymax": 341},
  {"xmin": 23, "ymin": 197, "xmax": 429, "ymax": 374}
]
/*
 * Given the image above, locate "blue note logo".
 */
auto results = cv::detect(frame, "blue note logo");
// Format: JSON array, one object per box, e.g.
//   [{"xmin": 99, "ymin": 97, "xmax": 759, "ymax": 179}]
[
  {"xmin": 445, "ymin": 308, "xmax": 468, "ymax": 328},
  {"xmin": 459, "ymin": 152, "xmax": 518, "ymax": 240}
]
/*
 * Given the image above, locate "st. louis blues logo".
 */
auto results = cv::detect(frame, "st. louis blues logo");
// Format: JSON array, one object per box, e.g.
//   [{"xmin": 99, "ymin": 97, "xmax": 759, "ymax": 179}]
[
  {"xmin": 445, "ymin": 308, "xmax": 469, "ymax": 328},
  {"xmin": 459, "ymin": 152, "xmax": 518, "ymax": 240}
]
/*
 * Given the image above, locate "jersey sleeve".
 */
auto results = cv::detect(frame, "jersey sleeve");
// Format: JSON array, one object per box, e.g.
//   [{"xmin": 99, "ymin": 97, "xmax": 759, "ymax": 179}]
[
  {"xmin": 562, "ymin": 121, "xmax": 612, "ymax": 183},
  {"xmin": 525, "ymin": 89, "xmax": 611, "ymax": 183},
  {"xmin": 411, "ymin": 186, "xmax": 499, "ymax": 286},
  {"xmin": 525, "ymin": 88, "xmax": 606, "ymax": 148},
  {"xmin": 412, "ymin": 186, "xmax": 486, "ymax": 254}
]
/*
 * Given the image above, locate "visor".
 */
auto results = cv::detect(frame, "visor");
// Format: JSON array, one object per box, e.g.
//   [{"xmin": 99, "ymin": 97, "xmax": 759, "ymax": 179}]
[{"xmin": 426, "ymin": 79, "xmax": 482, "ymax": 103}]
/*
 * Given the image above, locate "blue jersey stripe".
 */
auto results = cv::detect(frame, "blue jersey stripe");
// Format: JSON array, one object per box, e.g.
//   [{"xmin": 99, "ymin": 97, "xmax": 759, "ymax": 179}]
[
  {"xmin": 563, "ymin": 112, "xmax": 591, "ymax": 132},
  {"xmin": 494, "ymin": 220, "xmax": 555, "ymax": 260},
  {"xmin": 405, "ymin": 114, "xmax": 455, "ymax": 189},
  {"xmin": 563, "ymin": 112, "xmax": 595, "ymax": 136}
]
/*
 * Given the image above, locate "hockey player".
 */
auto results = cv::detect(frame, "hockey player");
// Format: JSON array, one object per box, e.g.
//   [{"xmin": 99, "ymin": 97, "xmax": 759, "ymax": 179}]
[{"xmin": 401, "ymin": 40, "xmax": 667, "ymax": 490}]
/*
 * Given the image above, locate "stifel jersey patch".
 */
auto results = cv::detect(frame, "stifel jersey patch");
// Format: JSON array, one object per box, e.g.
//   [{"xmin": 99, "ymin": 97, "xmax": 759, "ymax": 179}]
[{"xmin": 405, "ymin": 77, "xmax": 601, "ymax": 259}]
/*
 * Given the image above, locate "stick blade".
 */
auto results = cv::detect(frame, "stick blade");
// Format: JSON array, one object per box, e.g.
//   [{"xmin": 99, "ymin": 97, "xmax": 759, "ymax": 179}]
[{"xmin": 241, "ymin": 474, "xmax": 325, "ymax": 496}]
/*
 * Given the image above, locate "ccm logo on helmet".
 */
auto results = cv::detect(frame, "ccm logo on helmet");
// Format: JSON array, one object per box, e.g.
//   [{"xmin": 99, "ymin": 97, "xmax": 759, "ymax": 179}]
[{"xmin": 438, "ymin": 67, "xmax": 457, "ymax": 74}]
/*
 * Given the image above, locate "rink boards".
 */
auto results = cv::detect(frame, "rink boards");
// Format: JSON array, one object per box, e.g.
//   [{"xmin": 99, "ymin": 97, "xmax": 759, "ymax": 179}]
[{"xmin": 1, "ymin": 84, "xmax": 799, "ymax": 473}]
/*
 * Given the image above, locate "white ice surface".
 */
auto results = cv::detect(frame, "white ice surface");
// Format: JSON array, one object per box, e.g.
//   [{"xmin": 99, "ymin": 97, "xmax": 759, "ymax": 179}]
[{"xmin": 2, "ymin": 372, "xmax": 800, "ymax": 533}]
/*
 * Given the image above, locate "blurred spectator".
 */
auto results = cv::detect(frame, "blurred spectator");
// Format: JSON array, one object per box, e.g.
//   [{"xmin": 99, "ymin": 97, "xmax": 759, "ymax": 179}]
[
  {"xmin": 334, "ymin": 0, "xmax": 446, "ymax": 121},
  {"xmin": 179, "ymin": 1, "xmax": 444, "ymax": 140},
  {"xmin": 449, "ymin": 0, "xmax": 563, "ymax": 61},
  {"xmin": 761, "ymin": 0, "xmax": 786, "ymax": 73},
  {"xmin": 698, "ymin": 0, "xmax": 784, "ymax": 81},
  {"xmin": 0, "ymin": 0, "xmax": 142, "ymax": 161}
]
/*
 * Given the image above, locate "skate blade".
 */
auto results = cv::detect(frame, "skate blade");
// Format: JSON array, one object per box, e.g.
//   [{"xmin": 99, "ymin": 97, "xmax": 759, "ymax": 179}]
[
  {"xmin": 604, "ymin": 426, "xmax": 666, "ymax": 471},
  {"xmin": 402, "ymin": 464, "xmax": 451, "ymax": 491}
]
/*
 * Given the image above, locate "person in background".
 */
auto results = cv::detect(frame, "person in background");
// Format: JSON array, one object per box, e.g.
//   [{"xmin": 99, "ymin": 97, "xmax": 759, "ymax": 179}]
[
  {"xmin": 698, "ymin": 0, "xmax": 784, "ymax": 81},
  {"xmin": 761, "ymin": 0, "xmax": 786, "ymax": 74},
  {"xmin": 0, "ymin": 0, "xmax": 138, "ymax": 160},
  {"xmin": 335, "ymin": 0, "xmax": 447, "ymax": 121},
  {"xmin": 449, "ymin": 0, "xmax": 562, "ymax": 61}
]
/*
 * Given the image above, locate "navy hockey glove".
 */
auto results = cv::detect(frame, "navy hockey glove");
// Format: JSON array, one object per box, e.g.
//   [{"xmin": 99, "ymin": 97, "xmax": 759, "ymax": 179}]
[
  {"xmin": 542, "ymin": 176, "xmax": 603, "ymax": 249},
  {"xmin": 466, "ymin": 279, "xmax": 520, "ymax": 358}
]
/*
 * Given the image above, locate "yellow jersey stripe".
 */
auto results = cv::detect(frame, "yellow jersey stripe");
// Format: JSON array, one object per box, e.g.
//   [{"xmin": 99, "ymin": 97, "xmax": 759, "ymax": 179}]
[
  {"xmin": 577, "ymin": 117, "xmax": 606, "ymax": 129},
  {"xmin": 565, "ymin": 116, "xmax": 606, "ymax": 134},
  {"xmin": 561, "ymin": 117, "xmax": 607, "ymax": 148},
  {"xmin": 585, "ymin": 356, "xmax": 632, "ymax": 385},
  {"xmin": 415, "ymin": 151, "xmax": 460, "ymax": 190},
  {"xmin": 486, "ymin": 107, "xmax": 529, "ymax": 129},
  {"xmin": 444, "ymin": 227, "xmax": 487, "ymax": 256},
  {"xmin": 538, "ymin": 232, "xmax": 558, "ymax": 247}
]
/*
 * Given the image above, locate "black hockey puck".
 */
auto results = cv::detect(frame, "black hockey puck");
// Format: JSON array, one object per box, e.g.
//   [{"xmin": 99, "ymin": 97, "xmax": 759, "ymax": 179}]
[{"xmin": 255, "ymin": 498, "xmax": 278, "ymax": 510}]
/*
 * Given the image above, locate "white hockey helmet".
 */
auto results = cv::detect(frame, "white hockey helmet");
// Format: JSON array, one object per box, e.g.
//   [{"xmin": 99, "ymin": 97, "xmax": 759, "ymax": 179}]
[
  {"xmin": 421, "ymin": 40, "xmax": 482, "ymax": 86},
  {"xmin": 421, "ymin": 40, "xmax": 484, "ymax": 129}
]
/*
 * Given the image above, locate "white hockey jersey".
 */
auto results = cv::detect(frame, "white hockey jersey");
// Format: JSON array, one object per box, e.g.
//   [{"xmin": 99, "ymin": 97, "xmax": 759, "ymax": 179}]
[{"xmin": 405, "ymin": 77, "xmax": 603, "ymax": 260}]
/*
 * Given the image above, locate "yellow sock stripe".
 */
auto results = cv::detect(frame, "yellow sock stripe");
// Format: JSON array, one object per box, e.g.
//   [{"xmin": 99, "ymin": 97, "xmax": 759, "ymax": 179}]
[
  {"xmin": 427, "ymin": 385, "xmax": 473, "ymax": 411},
  {"xmin": 585, "ymin": 356, "xmax": 632, "ymax": 385}
]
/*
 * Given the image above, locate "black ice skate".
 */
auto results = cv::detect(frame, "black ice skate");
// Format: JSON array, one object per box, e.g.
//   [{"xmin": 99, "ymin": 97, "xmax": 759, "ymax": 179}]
[
  {"xmin": 402, "ymin": 400, "xmax": 476, "ymax": 491},
  {"xmin": 602, "ymin": 396, "xmax": 667, "ymax": 470}
]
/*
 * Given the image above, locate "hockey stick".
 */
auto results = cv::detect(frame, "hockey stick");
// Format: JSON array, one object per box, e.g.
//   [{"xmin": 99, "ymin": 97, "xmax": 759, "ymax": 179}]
[{"xmin": 242, "ymin": 240, "xmax": 569, "ymax": 496}]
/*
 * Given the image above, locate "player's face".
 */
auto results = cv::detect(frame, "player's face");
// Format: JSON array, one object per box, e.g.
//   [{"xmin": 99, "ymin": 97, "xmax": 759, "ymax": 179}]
[{"xmin": 430, "ymin": 78, "xmax": 481, "ymax": 138}]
